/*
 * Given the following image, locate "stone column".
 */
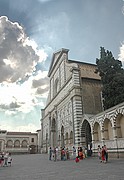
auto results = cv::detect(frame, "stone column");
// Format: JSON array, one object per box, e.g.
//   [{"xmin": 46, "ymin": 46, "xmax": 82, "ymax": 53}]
[
  {"xmin": 41, "ymin": 109, "xmax": 45, "ymax": 152},
  {"xmin": 70, "ymin": 66, "xmax": 82, "ymax": 148},
  {"xmin": 113, "ymin": 126, "xmax": 119, "ymax": 158},
  {"xmin": 51, "ymin": 129, "xmax": 56, "ymax": 149},
  {"xmin": 91, "ymin": 131, "xmax": 96, "ymax": 155},
  {"xmin": 101, "ymin": 129, "xmax": 105, "ymax": 145},
  {"xmin": 71, "ymin": 95, "xmax": 82, "ymax": 147},
  {"xmin": 55, "ymin": 107, "xmax": 58, "ymax": 147},
  {"xmin": 48, "ymin": 112, "xmax": 51, "ymax": 147},
  {"xmin": 41, "ymin": 121, "xmax": 43, "ymax": 150},
  {"xmin": 113, "ymin": 126, "xmax": 117, "ymax": 139},
  {"xmin": 50, "ymin": 114, "xmax": 56, "ymax": 149}
]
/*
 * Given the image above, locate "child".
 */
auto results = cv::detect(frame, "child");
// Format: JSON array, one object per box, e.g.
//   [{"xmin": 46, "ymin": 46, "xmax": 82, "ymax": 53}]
[
  {"xmin": 7, "ymin": 153, "xmax": 12, "ymax": 166},
  {"xmin": 75, "ymin": 156, "xmax": 79, "ymax": 163},
  {"xmin": 79, "ymin": 151, "xmax": 83, "ymax": 160}
]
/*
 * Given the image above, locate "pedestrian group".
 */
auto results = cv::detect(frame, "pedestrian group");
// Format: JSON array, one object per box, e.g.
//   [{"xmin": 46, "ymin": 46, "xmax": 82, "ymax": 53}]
[
  {"xmin": 48, "ymin": 146, "xmax": 88, "ymax": 162},
  {"xmin": 97, "ymin": 144, "xmax": 108, "ymax": 163},
  {"xmin": 0, "ymin": 151, "xmax": 12, "ymax": 167}
]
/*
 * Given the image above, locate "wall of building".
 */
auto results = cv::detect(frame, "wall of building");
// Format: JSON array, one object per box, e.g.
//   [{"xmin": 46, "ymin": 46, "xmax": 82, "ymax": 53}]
[
  {"xmin": 41, "ymin": 48, "xmax": 124, "ymax": 158},
  {"xmin": 0, "ymin": 131, "xmax": 38, "ymax": 154},
  {"xmin": 81, "ymin": 78, "xmax": 103, "ymax": 114},
  {"xmin": 90, "ymin": 102, "xmax": 124, "ymax": 158}
]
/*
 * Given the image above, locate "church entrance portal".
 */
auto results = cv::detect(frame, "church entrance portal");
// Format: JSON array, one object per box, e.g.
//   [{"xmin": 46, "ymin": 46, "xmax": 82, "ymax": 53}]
[
  {"xmin": 61, "ymin": 126, "xmax": 64, "ymax": 147},
  {"xmin": 81, "ymin": 120, "xmax": 92, "ymax": 156},
  {"xmin": 51, "ymin": 118, "xmax": 56, "ymax": 148}
]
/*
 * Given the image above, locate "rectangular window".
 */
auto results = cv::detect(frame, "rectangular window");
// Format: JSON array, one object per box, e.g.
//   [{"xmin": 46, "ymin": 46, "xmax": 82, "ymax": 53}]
[{"xmin": 31, "ymin": 138, "xmax": 34, "ymax": 142}]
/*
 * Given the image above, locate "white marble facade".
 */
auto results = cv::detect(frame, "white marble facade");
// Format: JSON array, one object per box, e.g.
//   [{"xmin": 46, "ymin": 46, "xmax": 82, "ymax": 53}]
[{"xmin": 40, "ymin": 48, "xmax": 124, "ymax": 157}]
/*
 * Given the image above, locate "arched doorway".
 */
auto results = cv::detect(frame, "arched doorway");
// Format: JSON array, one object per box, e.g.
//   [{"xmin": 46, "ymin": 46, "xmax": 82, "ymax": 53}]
[
  {"xmin": 116, "ymin": 114, "xmax": 124, "ymax": 138},
  {"xmin": 103, "ymin": 118, "xmax": 113, "ymax": 140},
  {"xmin": 65, "ymin": 132, "xmax": 68, "ymax": 146},
  {"xmin": 61, "ymin": 126, "xmax": 64, "ymax": 147},
  {"xmin": 51, "ymin": 118, "xmax": 56, "ymax": 148},
  {"xmin": 70, "ymin": 131, "xmax": 73, "ymax": 145},
  {"xmin": 46, "ymin": 133, "xmax": 48, "ymax": 153},
  {"xmin": 81, "ymin": 120, "xmax": 92, "ymax": 156},
  {"xmin": 93, "ymin": 122, "xmax": 101, "ymax": 141}
]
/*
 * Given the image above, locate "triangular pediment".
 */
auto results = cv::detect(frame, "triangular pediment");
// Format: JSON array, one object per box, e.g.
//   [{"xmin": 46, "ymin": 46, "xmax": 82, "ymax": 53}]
[{"xmin": 48, "ymin": 48, "xmax": 69, "ymax": 77}]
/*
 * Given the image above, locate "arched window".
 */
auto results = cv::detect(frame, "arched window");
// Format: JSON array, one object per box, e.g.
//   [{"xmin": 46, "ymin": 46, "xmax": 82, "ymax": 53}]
[
  {"xmin": 6, "ymin": 140, "xmax": 13, "ymax": 148},
  {"xmin": 103, "ymin": 119, "xmax": 113, "ymax": 140},
  {"xmin": 68, "ymin": 102, "xmax": 71, "ymax": 115},
  {"xmin": 14, "ymin": 140, "xmax": 20, "ymax": 148},
  {"xmin": 58, "ymin": 135, "xmax": 61, "ymax": 146},
  {"xmin": 61, "ymin": 126, "xmax": 64, "ymax": 147},
  {"xmin": 65, "ymin": 132, "xmax": 68, "ymax": 145},
  {"xmin": 93, "ymin": 122, "xmax": 101, "ymax": 141},
  {"xmin": 70, "ymin": 131, "xmax": 73, "ymax": 144},
  {"xmin": 116, "ymin": 114, "xmax": 124, "ymax": 138},
  {"xmin": 54, "ymin": 78, "xmax": 59, "ymax": 95},
  {"xmin": 22, "ymin": 140, "xmax": 28, "ymax": 148}
]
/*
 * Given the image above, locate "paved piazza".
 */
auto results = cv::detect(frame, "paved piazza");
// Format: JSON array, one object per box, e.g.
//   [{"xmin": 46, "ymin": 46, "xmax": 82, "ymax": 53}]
[{"xmin": 0, "ymin": 154, "xmax": 124, "ymax": 180}]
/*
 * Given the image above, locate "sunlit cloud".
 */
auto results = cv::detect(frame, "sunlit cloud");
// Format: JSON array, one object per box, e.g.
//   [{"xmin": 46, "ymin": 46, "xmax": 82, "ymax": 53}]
[
  {"xmin": 37, "ymin": 0, "xmax": 52, "ymax": 3},
  {"xmin": 0, "ymin": 16, "xmax": 48, "ymax": 83},
  {"xmin": 118, "ymin": 43, "xmax": 124, "ymax": 67},
  {"xmin": 24, "ymin": 38, "xmax": 48, "ymax": 63},
  {"xmin": 0, "ymin": 71, "xmax": 49, "ymax": 113},
  {"xmin": 0, "ymin": 15, "xmax": 49, "ymax": 117},
  {"xmin": 0, "ymin": 122, "xmax": 39, "ymax": 133}
]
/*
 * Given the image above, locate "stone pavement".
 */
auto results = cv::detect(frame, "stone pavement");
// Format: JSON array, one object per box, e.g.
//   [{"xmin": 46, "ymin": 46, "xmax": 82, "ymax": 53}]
[{"xmin": 0, "ymin": 154, "xmax": 124, "ymax": 180}]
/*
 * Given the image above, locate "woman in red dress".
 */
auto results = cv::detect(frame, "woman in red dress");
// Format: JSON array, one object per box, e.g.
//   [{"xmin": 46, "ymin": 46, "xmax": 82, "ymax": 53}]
[{"xmin": 101, "ymin": 146, "xmax": 105, "ymax": 163}]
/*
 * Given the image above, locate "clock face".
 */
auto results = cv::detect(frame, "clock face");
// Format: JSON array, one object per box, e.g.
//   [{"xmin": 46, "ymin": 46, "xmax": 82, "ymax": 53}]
[{"xmin": 122, "ymin": 5, "xmax": 124, "ymax": 15}]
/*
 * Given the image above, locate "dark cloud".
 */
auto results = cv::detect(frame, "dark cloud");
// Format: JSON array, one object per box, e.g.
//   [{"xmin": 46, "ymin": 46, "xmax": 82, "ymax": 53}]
[
  {"xmin": 32, "ymin": 77, "xmax": 49, "ymax": 88},
  {"xmin": 0, "ymin": 16, "xmax": 39, "ymax": 83},
  {"xmin": 36, "ymin": 86, "xmax": 49, "ymax": 95},
  {"xmin": 0, "ymin": 101, "xmax": 20, "ymax": 110},
  {"xmin": 0, "ymin": 0, "xmax": 124, "ymax": 64}
]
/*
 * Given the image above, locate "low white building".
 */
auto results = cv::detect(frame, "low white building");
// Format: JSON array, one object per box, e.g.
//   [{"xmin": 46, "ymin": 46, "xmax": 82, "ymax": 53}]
[{"xmin": 0, "ymin": 130, "xmax": 38, "ymax": 154}]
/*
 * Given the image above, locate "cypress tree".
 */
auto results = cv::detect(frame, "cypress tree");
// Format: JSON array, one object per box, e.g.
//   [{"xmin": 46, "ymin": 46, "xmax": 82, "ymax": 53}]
[{"xmin": 96, "ymin": 47, "xmax": 124, "ymax": 110}]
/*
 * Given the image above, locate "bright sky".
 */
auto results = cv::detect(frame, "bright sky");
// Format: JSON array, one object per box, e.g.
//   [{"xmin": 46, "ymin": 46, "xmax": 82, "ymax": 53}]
[{"xmin": 0, "ymin": 0, "xmax": 124, "ymax": 132}]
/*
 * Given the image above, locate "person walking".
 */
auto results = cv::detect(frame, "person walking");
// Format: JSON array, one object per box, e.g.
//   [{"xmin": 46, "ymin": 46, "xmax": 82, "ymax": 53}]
[
  {"xmin": 79, "ymin": 147, "xmax": 83, "ymax": 160},
  {"xmin": 49, "ymin": 147, "xmax": 52, "ymax": 160},
  {"xmin": 72, "ymin": 146, "xmax": 76, "ymax": 160},
  {"xmin": 56, "ymin": 147, "xmax": 59, "ymax": 161},
  {"xmin": 101, "ymin": 146, "xmax": 105, "ymax": 163},
  {"xmin": 1, "ymin": 153, "xmax": 4, "ymax": 167},
  {"xmin": 3, "ymin": 151, "xmax": 9, "ymax": 167},
  {"xmin": 97, "ymin": 145, "xmax": 101, "ymax": 161},
  {"xmin": 53, "ymin": 147, "xmax": 57, "ymax": 161},
  {"xmin": 104, "ymin": 145, "xmax": 108, "ymax": 162},
  {"xmin": 0, "ymin": 153, "xmax": 2, "ymax": 167},
  {"xmin": 7, "ymin": 153, "xmax": 12, "ymax": 166},
  {"xmin": 62, "ymin": 148, "xmax": 66, "ymax": 161},
  {"xmin": 66, "ymin": 148, "xmax": 69, "ymax": 160}
]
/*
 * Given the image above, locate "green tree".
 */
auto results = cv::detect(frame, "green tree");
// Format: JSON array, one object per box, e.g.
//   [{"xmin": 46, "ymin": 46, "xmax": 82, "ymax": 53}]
[{"xmin": 96, "ymin": 47, "xmax": 124, "ymax": 110}]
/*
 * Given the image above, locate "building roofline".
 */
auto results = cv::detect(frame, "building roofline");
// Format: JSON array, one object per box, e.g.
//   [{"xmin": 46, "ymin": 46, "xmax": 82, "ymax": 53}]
[{"xmin": 68, "ymin": 59, "xmax": 96, "ymax": 66}]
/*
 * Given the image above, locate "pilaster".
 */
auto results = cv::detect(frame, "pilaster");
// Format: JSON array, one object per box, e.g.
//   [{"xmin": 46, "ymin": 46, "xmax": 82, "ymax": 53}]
[{"xmin": 71, "ymin": 95, "xmax": 83, "ymax": 146}]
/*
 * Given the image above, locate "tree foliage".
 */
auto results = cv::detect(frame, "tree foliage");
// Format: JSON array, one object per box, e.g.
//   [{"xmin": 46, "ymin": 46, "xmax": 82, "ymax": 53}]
[{"xmin": 96, "ymin": 47, "xmax": 124, "ymax": 110}]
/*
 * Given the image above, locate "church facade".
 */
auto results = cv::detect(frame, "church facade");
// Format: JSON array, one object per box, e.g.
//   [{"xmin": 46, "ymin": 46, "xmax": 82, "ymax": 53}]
[{"xmin": 40, "ymin": 48, "xmax": 124, "ymax": 157}]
